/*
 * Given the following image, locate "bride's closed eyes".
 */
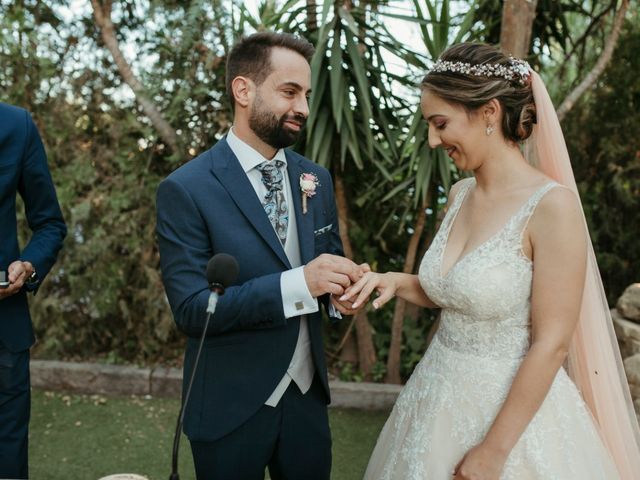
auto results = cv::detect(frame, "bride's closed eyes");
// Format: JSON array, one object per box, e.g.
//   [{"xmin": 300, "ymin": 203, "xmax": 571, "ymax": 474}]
[{"xmin": 425, "ymin": 114, "xmax": 448, "ymax": 130}]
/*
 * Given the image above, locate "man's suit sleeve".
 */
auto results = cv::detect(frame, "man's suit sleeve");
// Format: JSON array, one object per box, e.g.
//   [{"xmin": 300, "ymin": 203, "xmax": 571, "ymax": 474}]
[
  {"xmin": 156, "ymin": 176, "xmax": 288, "ymax": 337},
  {"xmin": 17, "ymin": 111, "xmax": 67, "ymax": 292}
]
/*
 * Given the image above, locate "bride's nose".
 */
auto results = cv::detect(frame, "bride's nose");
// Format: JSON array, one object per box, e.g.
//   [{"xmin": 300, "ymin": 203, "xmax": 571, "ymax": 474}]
[{"xmin": 428, "ymin": 126, "xmax": 441, "ymax": 149}]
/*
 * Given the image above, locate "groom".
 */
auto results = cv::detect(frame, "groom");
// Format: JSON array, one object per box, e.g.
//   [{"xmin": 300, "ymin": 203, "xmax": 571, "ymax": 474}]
[{"xmin": 156, "ymin": 32, "xmax": 364, "ymax": 479}]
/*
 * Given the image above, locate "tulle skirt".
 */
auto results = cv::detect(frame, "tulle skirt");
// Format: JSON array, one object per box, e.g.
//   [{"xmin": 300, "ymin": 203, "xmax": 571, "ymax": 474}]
[{"xmin": 364, "ymin": 335, "xmax": 620, "ymax": 479}]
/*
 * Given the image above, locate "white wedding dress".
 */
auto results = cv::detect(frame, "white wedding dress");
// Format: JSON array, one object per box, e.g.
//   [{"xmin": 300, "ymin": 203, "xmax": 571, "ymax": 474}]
[{"xmin": 364, "ymin": 178, "xmax": 620, "ymax": 480}]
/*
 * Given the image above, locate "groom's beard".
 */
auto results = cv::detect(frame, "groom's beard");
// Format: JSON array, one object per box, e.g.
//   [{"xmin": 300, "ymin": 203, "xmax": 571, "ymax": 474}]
[{"xmin": 249, "ymin": 95, "xmax": 306, "ymax": 149}]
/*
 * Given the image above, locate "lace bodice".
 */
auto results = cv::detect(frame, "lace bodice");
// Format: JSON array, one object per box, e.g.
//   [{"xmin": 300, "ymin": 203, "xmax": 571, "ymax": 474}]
[{"xmin": 419, "ymin": 177, "xmax": 558, "ymax": 359}]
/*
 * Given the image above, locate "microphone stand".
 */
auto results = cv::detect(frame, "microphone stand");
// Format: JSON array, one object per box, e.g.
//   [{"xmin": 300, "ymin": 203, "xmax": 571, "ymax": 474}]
[{"xmin": 169, "ymin": 283, "xmax": 224, "ymax": 480}]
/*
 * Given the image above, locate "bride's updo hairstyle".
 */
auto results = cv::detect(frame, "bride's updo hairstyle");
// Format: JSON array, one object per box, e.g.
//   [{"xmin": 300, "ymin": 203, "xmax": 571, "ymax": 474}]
[{"xmin": 421, "ymin": 43, "xmax": 536, "ymax": 143}]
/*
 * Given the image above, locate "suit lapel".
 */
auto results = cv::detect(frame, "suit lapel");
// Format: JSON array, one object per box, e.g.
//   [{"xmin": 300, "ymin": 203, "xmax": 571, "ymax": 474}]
[
  {"xmin": 209, "ymin": 139, "xmax": 291, "ymax": 269},
  {"xmin": 286, "ymin": 152, "xmax": 315, "ymax": 265}
]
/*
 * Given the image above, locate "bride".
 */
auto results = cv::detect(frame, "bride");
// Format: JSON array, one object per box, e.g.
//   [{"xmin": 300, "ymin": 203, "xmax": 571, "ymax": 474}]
[{"xmin": 342, "ymin": 43, "xmax": 640, "ymax": 479}]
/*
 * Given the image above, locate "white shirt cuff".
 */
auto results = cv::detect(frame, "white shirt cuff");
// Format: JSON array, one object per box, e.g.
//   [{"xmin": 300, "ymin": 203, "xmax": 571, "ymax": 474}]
[
  {"xmin": 328, "ymin": 301, "xmax": 342, "ymax": 319},
  {"xmin": 281, "ymin": 266, "xmax": 319, "ymax": 318}
]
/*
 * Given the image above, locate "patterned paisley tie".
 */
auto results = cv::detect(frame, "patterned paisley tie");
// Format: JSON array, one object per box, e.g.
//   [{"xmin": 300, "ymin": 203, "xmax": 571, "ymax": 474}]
[{"xmin": 256, "ymin": 160, "xmax": 288, "ymax": 246}]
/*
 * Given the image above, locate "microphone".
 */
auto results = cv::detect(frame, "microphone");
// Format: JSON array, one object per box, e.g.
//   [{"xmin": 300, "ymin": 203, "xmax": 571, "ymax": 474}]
[
  {"xmin": 169, "ymin": 253, "xmax": 239, "ymax": 480},
  {"xmin": 206, "ymin": 253, "xmax": 240, "ymax": 314}
]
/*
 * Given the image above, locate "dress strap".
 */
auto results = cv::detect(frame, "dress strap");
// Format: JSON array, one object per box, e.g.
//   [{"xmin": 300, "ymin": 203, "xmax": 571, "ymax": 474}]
[
  {"xmin": 512, "ymin": 181, "xmax": 561, "ymax": 237},
  {"xmin": 449, "ymin": 178, "xmax": 475, "ymax": 216},
  {"xmin": 440, "ymin": 177, "xmax": 475, "ymax": 233}
]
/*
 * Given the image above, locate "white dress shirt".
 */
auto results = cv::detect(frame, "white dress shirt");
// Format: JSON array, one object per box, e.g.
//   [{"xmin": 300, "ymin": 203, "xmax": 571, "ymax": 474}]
[{"xmin": 226, "ymin": 127, "xmax": 317, "ymax": 406}]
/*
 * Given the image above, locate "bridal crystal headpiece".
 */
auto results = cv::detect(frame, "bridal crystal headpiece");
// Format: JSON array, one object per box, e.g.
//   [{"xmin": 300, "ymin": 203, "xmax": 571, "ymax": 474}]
[{"xmin": 431, "ymin": 57, "xmax": 532, "ymax": 85}]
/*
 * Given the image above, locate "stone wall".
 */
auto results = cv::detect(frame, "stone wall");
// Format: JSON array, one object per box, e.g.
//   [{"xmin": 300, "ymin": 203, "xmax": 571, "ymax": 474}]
[{"xmin": 612, "ymin": 283, "xmax": 640, "ymax": 415}]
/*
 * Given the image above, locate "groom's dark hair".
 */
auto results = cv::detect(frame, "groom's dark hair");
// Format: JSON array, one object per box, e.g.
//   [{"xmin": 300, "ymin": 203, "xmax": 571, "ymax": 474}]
[{"xmin": 226, "ymin": 32, "xmax": 315, "ymax": 109}]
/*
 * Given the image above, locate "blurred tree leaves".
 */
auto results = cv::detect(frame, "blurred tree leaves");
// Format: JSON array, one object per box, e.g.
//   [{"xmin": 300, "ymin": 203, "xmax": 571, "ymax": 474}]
[
  {"xmin": 563, "ymin": 18, "xmax": 640, "ymax": 304},
  {"xmin": 2, "ymin": 0, "xmax": 229, "ymax": 364}
]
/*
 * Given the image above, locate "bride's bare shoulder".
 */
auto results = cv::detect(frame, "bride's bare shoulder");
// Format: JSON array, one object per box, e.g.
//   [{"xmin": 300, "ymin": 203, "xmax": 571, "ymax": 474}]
[
  {"xmin": 537, "ymin": 184, "xmax": 581, "ymax": 215},
  {"xmin": 529, "ymin": 185, "xmax": 584, "ymax": 241}
]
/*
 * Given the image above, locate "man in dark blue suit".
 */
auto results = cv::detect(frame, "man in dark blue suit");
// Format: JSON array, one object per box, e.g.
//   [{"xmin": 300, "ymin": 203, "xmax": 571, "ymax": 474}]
[
  {"xmin": 0, "ymin": 103, "xmax": 66, "ymax": 478},
  {"xmin": 157, "ymin": 32, "xmax": 365, "ymax": 479}
]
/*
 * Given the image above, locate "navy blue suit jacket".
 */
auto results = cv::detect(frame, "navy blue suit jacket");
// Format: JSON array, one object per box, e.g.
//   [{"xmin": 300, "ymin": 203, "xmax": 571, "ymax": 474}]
[
  {"xmin": 156, "ymin": 138, "xmax": 343, "ymax": 442},
  {"xmin": 0, "ymin": 103, "xmax": 66, "ymax": 352}
]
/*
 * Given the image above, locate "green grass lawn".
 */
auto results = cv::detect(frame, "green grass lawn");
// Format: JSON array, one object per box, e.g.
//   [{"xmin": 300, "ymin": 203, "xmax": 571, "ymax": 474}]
[{"xmin": 29, "ymin": 389, "xmax": 389, "ymax": 480}]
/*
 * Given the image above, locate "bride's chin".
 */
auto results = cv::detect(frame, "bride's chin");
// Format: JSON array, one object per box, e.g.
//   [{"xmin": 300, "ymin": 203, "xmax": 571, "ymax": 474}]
[{"xmin": 451, "ymin": 157, "xmax": 465, "ymax": 169}]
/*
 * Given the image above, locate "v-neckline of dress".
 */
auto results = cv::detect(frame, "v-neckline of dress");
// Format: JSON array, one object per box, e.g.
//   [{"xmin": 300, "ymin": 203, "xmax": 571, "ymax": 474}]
[{"xmin": 439, "ymin": 178, "xmax": 552, "ymax": 279}]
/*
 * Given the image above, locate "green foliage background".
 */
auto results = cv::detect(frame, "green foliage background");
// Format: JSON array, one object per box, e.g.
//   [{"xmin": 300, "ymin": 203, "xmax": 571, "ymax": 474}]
[
  {"xmin": 563, "ymin": 20, "xmax": 640, "ymax": 303},
  {"xmin": 1, "ymin": 1, "xmax": 638, "ymax": 377}
]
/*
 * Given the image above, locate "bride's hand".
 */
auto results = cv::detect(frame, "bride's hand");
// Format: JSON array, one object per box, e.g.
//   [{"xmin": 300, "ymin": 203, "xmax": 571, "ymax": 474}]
[
  {"xmin": 453, "ymin": 443, "xmax": 507, "ymax": 480},
  {"xmin": 330, "ymin": 263, "xmax": 373, "ymax": 315},
  {"xmin": 339, "ymin": 271, "xmax": 397, "ymax": 310}
]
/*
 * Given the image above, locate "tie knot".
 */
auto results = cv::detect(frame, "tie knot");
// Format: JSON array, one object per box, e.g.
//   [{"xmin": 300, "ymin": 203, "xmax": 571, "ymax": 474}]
[{"xmin": 257, "ymin": 160, "xmax": 285, "ymax": 192}]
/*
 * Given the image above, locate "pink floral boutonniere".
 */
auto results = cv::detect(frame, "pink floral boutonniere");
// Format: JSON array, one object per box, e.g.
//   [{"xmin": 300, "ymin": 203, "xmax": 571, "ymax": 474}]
[{"xmin": 300, "ymin": 173, "xmax": 320, "ymax": 214}]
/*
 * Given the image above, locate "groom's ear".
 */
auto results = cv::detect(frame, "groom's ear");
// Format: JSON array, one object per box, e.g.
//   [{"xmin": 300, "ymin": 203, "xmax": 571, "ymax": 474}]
[{"xmin": 231, "ymin": 76, "xmax": 253, "ymax": 109}]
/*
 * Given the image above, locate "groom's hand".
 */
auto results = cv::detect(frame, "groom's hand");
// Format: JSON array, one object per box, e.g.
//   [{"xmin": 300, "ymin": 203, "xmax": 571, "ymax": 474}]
[
  {"xmin": 330, "ymin": 262, "xmax": 371, "ymax": 315},
  {"xmin": 304, "ymin": 254, "xmax": 364, "ymax": 298}
]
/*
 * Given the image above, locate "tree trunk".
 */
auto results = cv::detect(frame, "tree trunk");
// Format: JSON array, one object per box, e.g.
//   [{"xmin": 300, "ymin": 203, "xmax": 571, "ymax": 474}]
[
  {"xmin": 338, "ymin": 322, "xmax": 359, "ymax": 364},
  {"xmin": 91, "ymin": 0, "xmax": 180, "ymax": 153},
  {"xmin": 306, "ymin": 0, "xmax": 317, "ymax": 32},
  {"xmin": 385, "ymin": 200, "xmax": 429, "ymax": 384},
  {"xmin": 499, "ymin": 0, "xmax": 540, "ymax": 57},
  {"xmin": 557, "ymin": 0, "xmax": 629, "ymax": 122},
  {"xmin": 334, "ymin": 173, "xmax": 377, "ymax": 379}
]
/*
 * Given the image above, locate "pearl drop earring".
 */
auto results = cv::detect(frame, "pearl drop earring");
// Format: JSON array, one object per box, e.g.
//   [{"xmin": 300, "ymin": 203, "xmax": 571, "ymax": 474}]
[{"xmin": 486, "ymin": 124, "xmax": 495, "ymax": 136}]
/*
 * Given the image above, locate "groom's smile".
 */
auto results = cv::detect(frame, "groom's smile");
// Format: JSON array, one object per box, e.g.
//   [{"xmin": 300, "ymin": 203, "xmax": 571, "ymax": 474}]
[
  {"xmin": 248, "ymin": 96, "xmax": 308, "ymax": 150},
  {"xmin": 284, "ymin": 118, "xmax": 304, "ymax": 131}
]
